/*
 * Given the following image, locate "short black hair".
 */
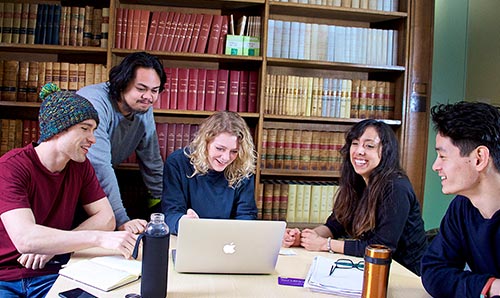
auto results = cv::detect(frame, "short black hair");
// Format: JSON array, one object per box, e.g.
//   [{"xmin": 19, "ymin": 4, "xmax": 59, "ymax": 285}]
[{"xmin": 431, "ymin": 101, "xmax": 500, "ymax": 171}]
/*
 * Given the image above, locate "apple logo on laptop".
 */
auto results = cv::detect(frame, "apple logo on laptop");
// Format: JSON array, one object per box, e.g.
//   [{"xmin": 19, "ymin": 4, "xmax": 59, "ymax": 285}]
[{"xmin": 223, "ymin": 242, "xmax": 236, "ymax": 254}]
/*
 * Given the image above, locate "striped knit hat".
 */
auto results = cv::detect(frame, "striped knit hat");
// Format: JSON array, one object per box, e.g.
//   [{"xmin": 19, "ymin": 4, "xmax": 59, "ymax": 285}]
[{"xmin": 38, "ymin": 82, "xmax": 99, "ymax": 143}]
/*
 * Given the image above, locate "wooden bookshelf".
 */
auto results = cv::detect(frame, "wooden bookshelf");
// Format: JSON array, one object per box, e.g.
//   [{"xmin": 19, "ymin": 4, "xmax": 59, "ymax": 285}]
[{"xmin": 0, "ymin": 0, "xmax": 434, "ymax": 227}]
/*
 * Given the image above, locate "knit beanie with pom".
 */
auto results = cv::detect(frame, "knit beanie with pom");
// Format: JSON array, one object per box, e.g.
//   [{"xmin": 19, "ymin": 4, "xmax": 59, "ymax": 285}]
[{"xmin": 38, "ymin": 82, "xmax": 99, "ymax": 143}]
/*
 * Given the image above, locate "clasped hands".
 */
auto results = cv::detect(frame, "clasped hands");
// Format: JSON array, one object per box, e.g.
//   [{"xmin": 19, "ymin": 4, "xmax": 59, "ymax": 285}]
[{"xmin": 282, "ymin": 228, "xmax": 327, "ymax": 251}]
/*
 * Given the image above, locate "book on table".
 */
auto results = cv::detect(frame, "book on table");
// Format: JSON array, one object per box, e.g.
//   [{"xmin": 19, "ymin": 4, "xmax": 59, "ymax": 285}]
[{"xmin": 58, "ymin": 255, "xmax": 142, "ymax": 292}]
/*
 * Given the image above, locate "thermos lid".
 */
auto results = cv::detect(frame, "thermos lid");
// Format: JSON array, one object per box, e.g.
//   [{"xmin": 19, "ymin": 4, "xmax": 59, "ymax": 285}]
[{"xmin": 364, "ymin": 244, "xmax": 392, "ymax": 260}]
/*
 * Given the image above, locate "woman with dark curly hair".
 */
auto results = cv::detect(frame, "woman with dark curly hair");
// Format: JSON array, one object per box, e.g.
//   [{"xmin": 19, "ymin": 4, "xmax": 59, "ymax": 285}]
[
  {"xmin": 283, "ymin": 119, "xmax": 427, "ymax": 275},
  {"xmin": 161, "ymin": 111, "xmax": 257, "ymax": 234}
]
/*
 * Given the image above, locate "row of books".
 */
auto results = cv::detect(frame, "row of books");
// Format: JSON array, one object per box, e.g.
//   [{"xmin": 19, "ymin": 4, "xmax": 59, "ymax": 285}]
[
  {"xmin": 115, "ymin": 8, "xmax": 261, "ymax": 54},
  {"xmin": 267, "ymin": 20, "xmax": 398, "ymax": 66},
  {"xmin": 265, "ymin": 75, "xmax": 395, "ymax": 119},
  {"xmin": 0, "ymin": 119, "xmax": 38, "ymax": 156},
  {"xmin": 154, "ymin": 68, "xmax": 258, "ymax": 113},
  {"xmin": 261, "ymin": 129, "xmax": 344, "ymax": 171},
  {"xmin": 0, "ymin": 60, "xmax": 107, "ymax": 102},
  {"xmin": 271, "ymin": 0, "xmax": 399, "ymax": 12},
  {"xmin": 0, "ymin": 3, "xmax": 109, "ymax": 47},
  {"xmin": 257, "ymin": 181, "xmax": 338, "ymax": 223}
]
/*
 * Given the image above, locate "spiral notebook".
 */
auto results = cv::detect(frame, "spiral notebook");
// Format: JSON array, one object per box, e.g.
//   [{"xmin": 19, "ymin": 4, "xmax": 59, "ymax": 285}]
[{"xmin": 173, "ymin": 218, "xmax": 286, "ymax": 274}]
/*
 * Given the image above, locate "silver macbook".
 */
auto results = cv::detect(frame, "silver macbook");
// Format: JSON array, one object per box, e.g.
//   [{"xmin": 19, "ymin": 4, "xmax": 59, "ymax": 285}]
[{"xmin": 173, "ymin": 218, "xmax": 286, "ymax": 274}]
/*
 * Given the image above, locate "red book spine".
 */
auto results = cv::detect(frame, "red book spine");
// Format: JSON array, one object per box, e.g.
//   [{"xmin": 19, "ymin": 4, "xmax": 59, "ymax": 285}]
[
  {"xmin": 174, "ymin": 123, "xmax": 184, "ymax": 151},
  {"xmin": 217, "ymin": 15, "xmax": 228, "ymax": 55},
  {"xmin": 175, "ymin": 13, "xmax": 191, "ymax": 52},
  {"xmin": 131, "ymin": 9, "xmax": 141, "ymax": 49},
  {"xmin": 157, "ymin": 11, "xmax": 173, "ymax": 51},
  {"xmin": 215, "ymin": 69, "xmax": 229, "ymax": 111},
  {"xmin": 138, "ymin": 9, "xmax": 150, "ymax": 50},
  {"xmin": 121, "ymin": 8, "xmax": 129, "ymax": 49},
  {"xmin": 189, "ymin": 14, "xmax": 204, "ymax": 53},
  {"xmin": 160, "ymin": 67, "xmax": 172, "ymax": 109},
  {"xmin": 182, "ymin": 14, "xmax": 196, "ymax": 53},
  {"xmin": 187, "ymin": 68, "xmax": 198, "ymax": 110},
  {"xmin": 228, "ymin": 70, "xmax": 240, "ymax": 112},
  {"xmin": 247, "ymin": 71, "xmax": 258, "ymax": 113},
  {"xmin": 170, "ymin": 13, "xmax": 186, "ymax": 52},
  {"xmin": 207, "ymin": 15, "xmax": 223, "ymax": 54},
  {"xmin": 151, "ymin": 11, "xmax": 168, "ymax": 51},
  {"xmin": 114, "ymin": 8, "xmax": 123, "ymax": 49},
  {"xmin": 238, "ymin": 70, "xmax": 249, "ymax": 112},
  {"xmin": 195, "ymin": 14, "xmax": 213, "ymax": 53},
  {"xmin": 163, "ymin": 11, "xmax": 180, "ymax": 52},
  {"xmin": 145, "ymin": 10, "xmax": 160, "ymax": 51},
  {"xmin": 176, "ymin": 68, "xmax": 189, "ymax": 110},
  {"xmin": 169, "ymin": 68, "xmax": 179, "ymax": 110},
  {"xmin": 204, "ymin": 69, "xmax": 218, "ymax": 111},
  {"xmin": 156, "ymin": 122, "xmax": 167, "ymax": 161},
  {"xmin": 166, "ymin": 123, "xmax": 176, "ymax": 157},
  {"xmin": 196, "ymin": 69, "xmax": 207, "ymax": 111}
]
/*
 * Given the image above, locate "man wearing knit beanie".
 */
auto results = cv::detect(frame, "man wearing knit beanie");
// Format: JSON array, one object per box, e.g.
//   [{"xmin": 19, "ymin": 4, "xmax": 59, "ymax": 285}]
[
  {"xmin": 0, "ymin": 83, "xmax": 137, "ymax": 297},
  {"xmin": 77, "ymin": 52, "xmax": 166, "ymax": 233}
]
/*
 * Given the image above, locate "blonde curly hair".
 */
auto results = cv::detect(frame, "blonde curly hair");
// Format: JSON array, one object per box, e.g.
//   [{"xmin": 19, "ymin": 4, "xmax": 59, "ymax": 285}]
[{"xmin": 185, "ymin": 111, "xmax": 256, "ymax": 188}]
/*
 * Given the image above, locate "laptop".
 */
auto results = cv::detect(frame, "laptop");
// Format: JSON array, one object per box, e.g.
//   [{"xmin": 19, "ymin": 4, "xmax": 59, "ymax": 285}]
[{"xmin": 173, "ymin": 218, "xmax": 286, "ymax": 274}]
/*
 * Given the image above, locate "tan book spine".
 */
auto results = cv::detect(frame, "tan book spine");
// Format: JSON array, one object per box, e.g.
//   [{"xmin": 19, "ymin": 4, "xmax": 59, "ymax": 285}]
[
  {"xmin": 37, "ymin": 62, "xmax": 46, "ymax": 98},
  {"xmin": 3, "ymin": 60, "xmax": 19, "ymax": 101},
  {"xmin": 260, "ymin": 128, "xmax": 267, "ymax": 169},
  {"xmin": 91, "ymin": 8, "xmax": 102, "ymax": 46},
  {"xmin": 27, "ymin": 3, "xmax": 38, "ymax": 44},
  {"xmin": 286, "ymin": 183, "xmax": 297, "ymax": 223},
  {"xmin": 319, "ymin": 131, "xmax": 329, "ymax": 171},
  {"xmin": 18, "ymin": 3, "xmax": 30, "ymax": 44},
  {"xmin": 350, "ymin": 79, "xmax": 361, "ymax": 118},
  {"xmin": 77, "ymin": 64, "xmax": 86, "ymax": 90},
  {"xmin": 266, "ymin": 129, "xmax": 277, "ymax": 169},
  {"xmin": 375, "ymin": 80, "xmax": 386, "ymax": 119},
  {"xmin": 262, "ymin": 183, "xmax": 274, "ymax": 220},
  {"xmin": 68, "ymin": 63, "xmax": 78, "ymax": 91},
  {"xmin": 51, "ymin": 62, "xmax": 61, "ymax": 89},
  {"xmin": 272, "ymin": 183, "xmax": 281, "ymax": 220},
  {"xmin": 291, "ymin": 129, "xmax": 302, "ymax": 170},
  {"xmin": 17, "ymin": 61, "xmax": 30, "ymax": 101},
  {"xmin": 282, "ymin": 129, "xmax": 294, "ymax": 170},
  {"xmin": 27, "ymin": 62, "xmax": 39, "ymax": 102},
  {"xmin": 279, "ymin": 183, "xmax": 288, "ymax": 221},
  {"xmin": 83, "ymin": 5, "xmax": 94, "ymax": 46},
  {"xmin": 256, "ymin": 183, "xmax": 264, "ymax": 220},
  {"xmin": 358, "ymin": 80, "xmax": 368, "ymax": 118},
  {"xmin": 387, "ymin": 81, "xmax": 395, "ymax": 119},
  {"xmin": 94, "ymin": 64, "xmax": 102, "ymax": 84},
  {"xmin": 85, "ymin": 64, "xmax": 95, "ymax": 86},
  {"xmin": 2, "ymin": 3, "xmax": 15, "ymax": 43},
  {"xmin": 59, "ymin": 62, "xmax": 69, "ymax": 91},
  {"xmin": 77, "ymin": 7, "xmax": 85, "ymax": 46},
  {"xmin": 274, "ymin": 129, "xmax": 285, "ymax": 169},
  {"xmin": 299, "ymin": 130, "xmax": 313, "ymax": 171},
  {"xmin": 69, "ymin": 6, "xmax": 79, "ymax": 46},
  {"xmin": 366, "ymin": 80, "xmax": 377, "ymax": 118}
]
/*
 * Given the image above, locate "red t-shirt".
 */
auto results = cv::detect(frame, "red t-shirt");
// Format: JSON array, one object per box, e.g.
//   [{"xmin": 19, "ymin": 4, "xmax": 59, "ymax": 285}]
[{"xmin": 0, "ymin": 144, "xmax": 106, "ymax": 281}]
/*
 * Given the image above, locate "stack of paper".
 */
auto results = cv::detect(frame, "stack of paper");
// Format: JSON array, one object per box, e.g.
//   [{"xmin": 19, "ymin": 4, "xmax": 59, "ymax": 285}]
[{"xmin": 304, "ymin": 256, "xmax": 363, "ymax": 297}]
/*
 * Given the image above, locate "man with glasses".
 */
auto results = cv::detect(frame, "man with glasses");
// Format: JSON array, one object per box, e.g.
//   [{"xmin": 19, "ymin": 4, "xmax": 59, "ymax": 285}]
[{"xmin": 77, "ymin": 52, "xmax": 167, "ymax": 234}]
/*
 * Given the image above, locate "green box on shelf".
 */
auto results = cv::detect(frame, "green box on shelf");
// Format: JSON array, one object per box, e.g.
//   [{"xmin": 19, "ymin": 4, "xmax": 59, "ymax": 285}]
[
  {"xmin": 243, "ymin": 36, "xmax": 260, "ymax": 56},
  {"xmin": 225, "ymin": 35, "xmax": 244, "ymax": 55}
]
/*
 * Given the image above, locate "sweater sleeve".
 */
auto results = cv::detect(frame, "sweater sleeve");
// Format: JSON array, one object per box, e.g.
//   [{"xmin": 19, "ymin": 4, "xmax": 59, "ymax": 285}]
[
  {"xmin": 77, "ymin": 85, "xmax": 130, "ymax": 228},
  {"xmin": 233, "ymin": 176, "xmax": 257, "ymax": 220},
  {"xmin": 342, "ymin": 178, "xmax": 412, "ymax": 257},
  {"xmin": 135, "ymin": 109, "xmax": 163, "ymax": 199},
  {"xmin": 421, "ymin": 197, "xmax": 490, "ymax": 298},
  {"xmin": 161, "ymin": 150, "xmax": 189, "ymax": 235}
]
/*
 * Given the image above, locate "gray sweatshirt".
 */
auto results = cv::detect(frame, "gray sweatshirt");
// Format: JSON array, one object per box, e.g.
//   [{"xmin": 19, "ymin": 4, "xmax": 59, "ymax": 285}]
[{"xmin": 77, "ymin": 83, "xmax": 163, "ymax": 227}]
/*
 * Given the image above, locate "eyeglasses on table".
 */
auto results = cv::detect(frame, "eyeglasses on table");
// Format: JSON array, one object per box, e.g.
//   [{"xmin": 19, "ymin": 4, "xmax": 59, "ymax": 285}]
[{"xmin": 329, "ymin": 258, "xmax": 365, "ymax": 276}]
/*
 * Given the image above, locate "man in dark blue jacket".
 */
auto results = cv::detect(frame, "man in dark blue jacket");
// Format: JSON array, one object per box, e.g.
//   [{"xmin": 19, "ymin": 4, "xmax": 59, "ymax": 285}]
[{"xmin": 422, "ymin": 101, "xmax": 500, "ymax": 297}]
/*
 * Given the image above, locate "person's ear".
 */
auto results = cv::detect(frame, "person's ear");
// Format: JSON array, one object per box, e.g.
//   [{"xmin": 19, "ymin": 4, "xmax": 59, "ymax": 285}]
[{"xmin": 475, "ymin": 145, "xmax": 490, "ymax": 170}]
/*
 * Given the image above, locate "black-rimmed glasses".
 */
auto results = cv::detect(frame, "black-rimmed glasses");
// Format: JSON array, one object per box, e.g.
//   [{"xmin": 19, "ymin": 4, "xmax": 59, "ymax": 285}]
[{"xmin": 329, "ymin": 259, "xmax": 365, "ymax": 276}]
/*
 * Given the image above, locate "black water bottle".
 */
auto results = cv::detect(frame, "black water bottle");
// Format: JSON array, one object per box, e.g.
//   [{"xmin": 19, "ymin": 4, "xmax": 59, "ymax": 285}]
[{"xmin": 133, "ymin": 213, "xmax": 170, "ymax": 298}]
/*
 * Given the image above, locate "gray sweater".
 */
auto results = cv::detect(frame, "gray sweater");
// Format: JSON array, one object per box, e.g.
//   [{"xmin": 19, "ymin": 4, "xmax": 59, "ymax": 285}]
[{"xmin": 77, "ymin": 83, "xmax": 163, "ymax": 227}]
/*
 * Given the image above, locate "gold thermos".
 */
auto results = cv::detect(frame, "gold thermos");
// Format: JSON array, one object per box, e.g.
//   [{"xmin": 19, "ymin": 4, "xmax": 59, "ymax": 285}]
[{"xmin": 361, "ymin": 244, "xmax": 392, "ymax": 298}]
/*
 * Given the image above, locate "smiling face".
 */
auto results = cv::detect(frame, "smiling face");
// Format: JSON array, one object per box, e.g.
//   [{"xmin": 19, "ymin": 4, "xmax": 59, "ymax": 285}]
[
  {"xmin": 207, "ymin": 132, "xmax": 239, "ymax": 172},
  {"xmin": 55, "ymin": 119, "xmax": 97, "ymax": 163},
  {"xmin": 432, "ymin": 133, "xmax": 480, "ymax": 196},
  {"xmin": 119, "ymin": 67, "xmax": 161, "ymax": 115},
  {"xmin": 349, "ymin": 126, "xmax": 382, "ymax": 183}
]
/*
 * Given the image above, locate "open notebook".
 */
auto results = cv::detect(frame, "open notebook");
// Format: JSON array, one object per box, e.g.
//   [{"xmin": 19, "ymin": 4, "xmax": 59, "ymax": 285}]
[
  {"xmin": 58, "ymin": 255, "xmax": 141, "ymax": 291},
  {"xmin": 174, "ymin": 218, "xmax": 286, "ymax": 274}
]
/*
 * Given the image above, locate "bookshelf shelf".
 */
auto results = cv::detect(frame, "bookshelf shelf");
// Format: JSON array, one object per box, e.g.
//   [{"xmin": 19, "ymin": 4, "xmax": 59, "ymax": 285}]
[
  {"xmin": 269, "ymin": 2, "xmax": 408, "ymax": 22},
  {"xmin": 0, "ymin": 43, "xmax": 108, "ymax": 55},
  {"xmin": 117, "ymin": 0, "xmax": 265, "ymax": 9},
  {"xmin": 264, "ymin": 114, "xmax": 402, "ymax": 125},
  {"xmin": 266, "ymin": 58, "xmax": 406, "ymax": 72},
  {"xmin": 113, "ymin": 49, "xmax": 263, "ymax": 64},
  {"xmin": 260, "ymin": 169, "xmax": 340, "ymax": 179}
]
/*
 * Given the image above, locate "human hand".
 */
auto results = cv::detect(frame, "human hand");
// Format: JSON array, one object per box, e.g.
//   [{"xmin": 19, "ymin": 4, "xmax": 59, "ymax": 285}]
[
  {"xmin": 118, "ymin": 218, "xmax": 147, "ymax": 234},
  {"xmin": 17, "ymin": 253, "xmax": 54, "ymax": 270},
  {"xmin": 300, "ymin": 229, "xmax": 326, "ymax": 251},
  {"xmin": 98, "ymin": 231, "xmax": 138, "ymax": 259},
  {"xmin": 282, "ymin": 228, "xmax": 301, "ymax": 247},
  {"xmin": 490, "ymin": 279, "xmax": 500, "ymax": 297},
  {"xmin": 182, "ymin": 209, "xmax": 199, "ymax": 219}
]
